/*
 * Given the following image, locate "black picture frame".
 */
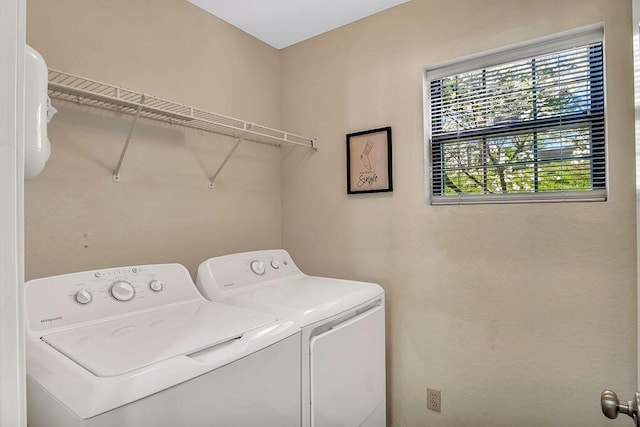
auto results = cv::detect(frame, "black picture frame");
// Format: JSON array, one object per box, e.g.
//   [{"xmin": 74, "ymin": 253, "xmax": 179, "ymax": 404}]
[{"xmin": 346, "ymin": 127, "xmax": 393, "ymax": 194}]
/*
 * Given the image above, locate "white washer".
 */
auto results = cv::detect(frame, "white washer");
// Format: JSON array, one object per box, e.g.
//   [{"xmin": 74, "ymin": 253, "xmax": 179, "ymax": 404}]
[
  {"xmin": 196, "ymin": 250, "xmax": 386, "ymax": 427},
  {"xmin": 25, "ymin": 263, "xmax": 301, "ymax": 427}
]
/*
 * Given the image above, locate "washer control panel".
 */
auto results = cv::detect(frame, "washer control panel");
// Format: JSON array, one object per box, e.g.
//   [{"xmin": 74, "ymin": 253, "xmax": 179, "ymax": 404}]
[
  {"xmin": 26, "ymin": 264, "xmax": 202, "ymax": 332},
  {"xmin": 196, "ymin": 249, "xmax": 303, "ymax": 297}
]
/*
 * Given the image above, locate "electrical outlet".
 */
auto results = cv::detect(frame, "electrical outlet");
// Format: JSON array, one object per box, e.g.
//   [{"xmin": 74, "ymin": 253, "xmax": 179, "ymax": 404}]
[{"xmin": 427, "ymin": 388, "xmax": 441, "ymax": 412}]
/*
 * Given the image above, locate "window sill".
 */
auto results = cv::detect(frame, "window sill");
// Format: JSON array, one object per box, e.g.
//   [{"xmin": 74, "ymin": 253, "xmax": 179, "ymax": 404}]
[{"xmin": 430, "ymin": 189, "xmax": 607, "ymax": 205}]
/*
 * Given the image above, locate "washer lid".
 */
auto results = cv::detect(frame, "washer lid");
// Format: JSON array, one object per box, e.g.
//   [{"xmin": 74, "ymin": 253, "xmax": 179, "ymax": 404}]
[
  {"xmin": 226, "ymin": 276, "xmax": 383, "ymax": 327},
  {"xmin": 42, "ymin": 301, "xmax": 276, "ymax": 377}
]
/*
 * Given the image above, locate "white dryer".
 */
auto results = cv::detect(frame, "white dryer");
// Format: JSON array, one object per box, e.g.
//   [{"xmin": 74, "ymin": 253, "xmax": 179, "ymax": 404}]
[
  {"xmin": 25, "ymin": 263, "xmax": 301, "ymax": 427},
  {"xmin": 196, "ymin": 249, "xmax": 386, "ymax": 427}
]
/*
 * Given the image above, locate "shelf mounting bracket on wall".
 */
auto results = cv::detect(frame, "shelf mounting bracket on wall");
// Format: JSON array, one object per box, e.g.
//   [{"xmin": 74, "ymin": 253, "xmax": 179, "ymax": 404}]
[
  {"xmin": 113, "ymin": 94, "xmax": 146, "ymax": 182},
  {"xmin": 208, "ymin": 124, "xmax": 251, "ymax": 188}
]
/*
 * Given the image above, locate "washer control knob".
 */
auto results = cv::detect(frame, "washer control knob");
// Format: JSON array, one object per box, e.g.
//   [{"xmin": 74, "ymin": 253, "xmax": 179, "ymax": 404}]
[
  {"xmin": 75, "ymin": 289, "xmax": 92, "ymax": 305},
  {"xmin": 250, "ymin": 260, "xmax": 265, "ymax": 275},
  {"xmin": 149, "ymin": 280, "xmax": 163, "ymax": 292},
  {"xmin": 270, "ymin": 260, "xmax": 280, "ymax": 269},
  {"xmin": 110, "ymin": 281, "xmax": 135, "ymax": 302}
]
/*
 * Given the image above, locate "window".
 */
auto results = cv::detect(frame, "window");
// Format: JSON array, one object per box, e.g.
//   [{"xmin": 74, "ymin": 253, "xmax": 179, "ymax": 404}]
[{"xmin": 426, "ymin": 28, "xmax": 605, "ymax": 204}]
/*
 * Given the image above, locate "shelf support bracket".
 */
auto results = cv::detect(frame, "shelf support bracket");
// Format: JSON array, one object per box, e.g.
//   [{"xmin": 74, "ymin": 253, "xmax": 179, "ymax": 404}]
[
  {"xmin": 208, "ymin": 124, "xmax": 252, "ymax": 188},
  {"xmin": 113, "ymin": 95, "xmax": 146, "ymax": 182}
]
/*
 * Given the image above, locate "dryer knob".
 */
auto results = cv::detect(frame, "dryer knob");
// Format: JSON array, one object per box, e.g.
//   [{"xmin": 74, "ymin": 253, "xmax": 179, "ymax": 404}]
[
  {"xmin": 75, "ymin": 289, "xmax": 92, "ymax": 305},
  {"xmin": 250, "ymin": 260, "xmax": 265, "ymax": 275},
  {"xmin": 111, "ymin": 281, "xmax": 135, "ymax": 302}
]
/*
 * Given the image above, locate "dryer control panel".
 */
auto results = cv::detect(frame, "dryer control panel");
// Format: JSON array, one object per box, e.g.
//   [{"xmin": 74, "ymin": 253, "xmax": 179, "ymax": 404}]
[
  {"xmin": 196, "ymin": 249, "xmax": 303, "ymax": 298},
  {"xmin": 26, "ymin": 264, "xmax": 202, "ymax": 332}
]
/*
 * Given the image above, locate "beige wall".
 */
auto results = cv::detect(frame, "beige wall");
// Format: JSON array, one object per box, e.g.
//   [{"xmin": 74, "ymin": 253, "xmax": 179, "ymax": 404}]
[
  {"xmin": 24, "ymin": 0, "xmax": 638, "ymax": 425},
  {"xmin": 280, "ymin": 0, "xmax": 637, "ymax": 426},
  {"xmin": 25, "ymin": 0, "xmax": 283, "ymax": 279}
]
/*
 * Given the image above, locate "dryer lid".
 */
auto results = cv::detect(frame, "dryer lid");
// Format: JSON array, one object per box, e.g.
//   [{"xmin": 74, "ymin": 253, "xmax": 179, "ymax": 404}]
[{"xmin": 42, "ymin": 301, "xmax": 276, "ymax": 377}]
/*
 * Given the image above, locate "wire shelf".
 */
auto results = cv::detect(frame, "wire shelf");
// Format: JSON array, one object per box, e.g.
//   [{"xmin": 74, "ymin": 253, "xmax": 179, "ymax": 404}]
[{"xmin": 47, "ymin": 69, "xmax": 316, "ymax": 149}]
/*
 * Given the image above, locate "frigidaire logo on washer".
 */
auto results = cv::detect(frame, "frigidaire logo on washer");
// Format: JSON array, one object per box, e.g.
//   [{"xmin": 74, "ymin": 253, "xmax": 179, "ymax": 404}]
[{"xmin": 40, "ymin": 316, "xmax": 62, "ymax": 324}]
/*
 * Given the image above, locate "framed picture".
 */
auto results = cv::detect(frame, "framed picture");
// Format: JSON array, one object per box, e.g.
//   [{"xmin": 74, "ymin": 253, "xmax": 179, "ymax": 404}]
[{"xmin": 346, "ymin": 127, "xmax": 393, "ymax": 194}]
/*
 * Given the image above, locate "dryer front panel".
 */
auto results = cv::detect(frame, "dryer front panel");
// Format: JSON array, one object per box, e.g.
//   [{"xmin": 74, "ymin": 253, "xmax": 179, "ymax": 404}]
[{"xmin": 310, "ymin": 305, "xmax": 386, "ymax": 427}]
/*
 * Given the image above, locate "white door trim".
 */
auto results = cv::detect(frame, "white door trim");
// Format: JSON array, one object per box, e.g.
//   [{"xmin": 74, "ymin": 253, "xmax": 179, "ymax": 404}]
[
  {"xmin": 634, "ymin": 0, "xmax": 640, "ymax": 391},
  {"xmin": 0, "ymin": 0, "xmax": 26, "ymax": 425}
]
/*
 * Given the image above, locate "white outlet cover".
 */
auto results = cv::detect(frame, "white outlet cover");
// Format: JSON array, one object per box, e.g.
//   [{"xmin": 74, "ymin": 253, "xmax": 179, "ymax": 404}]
[
  {"xmin": 188, "ymin": 0, "xmax": 411, "ymax": 49},
  {"xmin": 427, "ymin": 388, "xmax": 441, "ymax": 412}
]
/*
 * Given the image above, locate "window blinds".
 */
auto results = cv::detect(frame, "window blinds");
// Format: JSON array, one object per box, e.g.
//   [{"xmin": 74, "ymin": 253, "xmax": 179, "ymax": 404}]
[{"xmin": 427, "ymin": 34, "xmax": 605, "ymax": 205}]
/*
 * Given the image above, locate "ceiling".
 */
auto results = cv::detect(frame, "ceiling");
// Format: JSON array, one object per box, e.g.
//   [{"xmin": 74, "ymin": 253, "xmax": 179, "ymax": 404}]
[{"xmin": 188, "ymin": 0, "xmax": 410, "ymax": 49}]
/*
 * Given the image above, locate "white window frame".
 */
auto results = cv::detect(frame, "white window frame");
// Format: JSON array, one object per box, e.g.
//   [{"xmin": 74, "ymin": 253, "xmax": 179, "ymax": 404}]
[{"xmin": 423, "ymin": 24, "xmax": 606, "ymax": 205}]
